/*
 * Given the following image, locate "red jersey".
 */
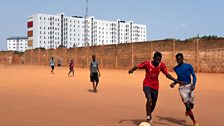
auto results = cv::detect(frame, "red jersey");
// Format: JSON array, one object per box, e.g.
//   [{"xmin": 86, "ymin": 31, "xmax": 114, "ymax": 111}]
[
  {"xmin": 69, "ymin": 63, "xmax": 74, "ymax": 70},
  {"xmin": 137, "ymin": 61, "xmax": 169, "ymax": 90}
]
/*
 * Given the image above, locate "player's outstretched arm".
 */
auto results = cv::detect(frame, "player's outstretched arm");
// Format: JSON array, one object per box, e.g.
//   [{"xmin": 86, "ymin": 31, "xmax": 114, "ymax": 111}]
[
  {"xmin": 170, "ymin": 81, "xmax": 177, "ymax": 88},
  {"xmin": 166, "ymin": 74, "xmax": 185, "ymax": 85},
  {"xmin": 189, "ymin": 64, "xmax": 197, "ymax": 91},
  {"xmin": 128, "ymin": 66, "xmax": 137, "ymax": 74}
]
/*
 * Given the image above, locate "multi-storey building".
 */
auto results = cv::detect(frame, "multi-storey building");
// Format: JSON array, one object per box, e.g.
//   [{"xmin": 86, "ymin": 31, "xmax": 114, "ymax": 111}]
[
  {"xmin": 7, "ymin": 36, "xmax": 28, "ymax": 52},
  {"xmin": 27, "ymin": 13, "xmax": 147, "ymax": 49}
]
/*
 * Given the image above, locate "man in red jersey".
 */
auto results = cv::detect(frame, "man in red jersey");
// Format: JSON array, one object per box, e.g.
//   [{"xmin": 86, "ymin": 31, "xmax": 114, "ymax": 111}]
[{"xmin": 128, "ymin": 52, "xmax": 184, "ymax": 124}]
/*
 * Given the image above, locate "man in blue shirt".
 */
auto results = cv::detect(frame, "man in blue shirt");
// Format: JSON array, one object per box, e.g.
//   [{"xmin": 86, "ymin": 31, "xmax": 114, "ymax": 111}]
[{"xmin": 170, "ymin": 53, "xmax": 199, "ymax": 126}]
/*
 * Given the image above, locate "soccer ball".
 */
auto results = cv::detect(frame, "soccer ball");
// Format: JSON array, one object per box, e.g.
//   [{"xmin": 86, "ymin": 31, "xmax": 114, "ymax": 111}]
[{"xmin": 139, "ymin": 121, "xmax": 151, "ymax": 126}]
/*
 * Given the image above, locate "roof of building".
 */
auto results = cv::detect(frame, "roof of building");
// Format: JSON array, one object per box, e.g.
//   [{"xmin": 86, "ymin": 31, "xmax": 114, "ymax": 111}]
[{"xmin": 7, "ymin": 36, "xmax": 28, "ymax": 40}]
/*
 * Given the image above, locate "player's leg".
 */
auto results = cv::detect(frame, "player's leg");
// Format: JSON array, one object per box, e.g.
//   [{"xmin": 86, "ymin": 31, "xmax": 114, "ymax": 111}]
[
  {"xmin": 185, "ymin": 101, "xmax": 198, "ymax": 125},
  {"xmin": 143, "ymin": 86, "xmax": 153, "ymax": 122},
  {"xmin": 188, "ymin": 90, "xmax": 198, "ymax": 126},
  {"xmin": 92, "ymin": 82, "xmax": 96, "ymax": 91},
  {"xmin": 68, "ymin": 70, "xmax": 71, "ymax": 76},
  {"xmin": 91, "ymin": 76, "xmax": 95, "ymax": 91},
  {"xmin": 68, "ymin": 69, "xmax": 70, "ymax": 76},
  {"xmin": 189, "ymin": 91, "xmax": 194, "ymax": 110},
  {"xmin": 95, "ymin": 73, "xmax": 99, "ymax": 91},
  {"xmin": 150, "ymin": 88, "xmax": 158, "ymax": 114},
  {"xmin": 180, "ymin": 85, "xmax": 198, "ymax": 125},
  {"xmin": 52, "ymin": 66, "xmax": 54, "ymax": 72}
]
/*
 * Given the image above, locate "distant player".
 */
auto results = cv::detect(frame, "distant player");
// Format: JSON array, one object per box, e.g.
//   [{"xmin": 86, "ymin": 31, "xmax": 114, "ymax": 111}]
[
  {"xmin": 3, "ymin": 56, "xmax": 7, "ymax": 68},
  {"xmin": 89, "ymin": 55, "xmax": 101, "ymax": 92},
  {"xmin": 170, "ymin": 53, "xmax": 199, "ymax": 126},
  {"xmin": 128, "ymin": 52, "xmax": 183, "ymax": 124},
  {"xmin": 68, "ymin": 60, "xmax": 74, "ymax": 77},
  {"xmin": 50, "ymin": 57, "xmax": 55, "ymax": 73}
]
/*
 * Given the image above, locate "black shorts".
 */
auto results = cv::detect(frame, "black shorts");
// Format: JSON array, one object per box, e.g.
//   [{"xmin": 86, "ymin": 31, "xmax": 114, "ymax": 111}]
[
  {"xmin": 51, "ymin": 66, "xmax": 54, "ymax": 70},
  {"xmin": 143, "ymin": 86, "xmax": 158, "ymax": 101},
  {"xmin": 90, "ymin": 72, "xmax": 99, "ymax": 83}
]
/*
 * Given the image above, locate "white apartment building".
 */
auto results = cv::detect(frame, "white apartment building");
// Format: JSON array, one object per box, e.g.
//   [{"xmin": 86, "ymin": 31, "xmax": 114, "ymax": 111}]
[
  {"xmin": 27, "ymin": 13, "xmax": 147, "ymax": 49},
  {"xmin": 7, "ymin": 36, "xmax": 28, "ymax": 52}
]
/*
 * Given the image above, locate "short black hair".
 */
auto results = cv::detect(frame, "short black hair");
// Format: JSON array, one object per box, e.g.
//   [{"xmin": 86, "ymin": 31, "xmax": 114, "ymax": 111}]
[
  {"xmin": 92, "ymin": 55, "xmax": 96, "ymax": 58},
  {"xmin": 154, "ymin": 52, "xmax": 162, "ymax": 58},
  {"xmin": 176, "ymin": 53, "xmax": 184, "ymax": 58}
]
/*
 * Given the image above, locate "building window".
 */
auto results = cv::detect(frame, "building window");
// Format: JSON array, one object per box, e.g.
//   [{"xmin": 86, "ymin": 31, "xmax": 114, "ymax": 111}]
[{"xmin": 27, "ymin": 21, "xmax": 33, "ymax": 28}]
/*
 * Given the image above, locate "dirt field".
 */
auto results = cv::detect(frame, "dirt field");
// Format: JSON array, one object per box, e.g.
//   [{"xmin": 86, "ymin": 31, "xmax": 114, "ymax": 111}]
[{"xmin": 0, "ymin": 65, "xmax": 223, "ymax": 126}]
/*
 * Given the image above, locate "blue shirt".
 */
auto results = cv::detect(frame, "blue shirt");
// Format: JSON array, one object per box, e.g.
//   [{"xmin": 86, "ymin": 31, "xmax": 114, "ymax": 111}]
[{"xmin": 174, "ymin": 63, "xmax": 197, "ymax": 85}]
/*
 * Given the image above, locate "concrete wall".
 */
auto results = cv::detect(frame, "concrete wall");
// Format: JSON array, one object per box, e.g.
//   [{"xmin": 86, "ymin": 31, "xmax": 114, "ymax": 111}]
[{"xmin": 0, "ymin": 38, "xmax": 224, "ymax": 73}]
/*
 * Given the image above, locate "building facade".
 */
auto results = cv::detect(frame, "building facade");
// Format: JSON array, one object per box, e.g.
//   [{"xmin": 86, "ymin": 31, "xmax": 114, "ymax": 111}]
[
  {"xmin": 27, "ymin": 13, "xmax": 147, "ymax": 49},
  {"xmin": 7, "ymin": 36, "xmax": 28, "ymax": 52}
]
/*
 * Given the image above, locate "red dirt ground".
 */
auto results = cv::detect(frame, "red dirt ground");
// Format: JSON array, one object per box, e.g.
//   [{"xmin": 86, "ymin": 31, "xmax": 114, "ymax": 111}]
[{"xmin": 0, "ymin": 65, "xmax": 223, "ymax": 126}]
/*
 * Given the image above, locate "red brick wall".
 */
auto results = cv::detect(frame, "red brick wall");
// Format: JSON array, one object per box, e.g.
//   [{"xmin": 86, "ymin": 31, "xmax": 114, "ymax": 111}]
[{"xmin": 1, "ymin": 38, "xmax": 224, "ymax": 73}]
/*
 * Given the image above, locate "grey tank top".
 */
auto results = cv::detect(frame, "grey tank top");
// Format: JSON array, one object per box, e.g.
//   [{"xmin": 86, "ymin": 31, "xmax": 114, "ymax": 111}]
[{"xmin": 90, "ymin": 61, "xmax": 98, "ymax": 73}]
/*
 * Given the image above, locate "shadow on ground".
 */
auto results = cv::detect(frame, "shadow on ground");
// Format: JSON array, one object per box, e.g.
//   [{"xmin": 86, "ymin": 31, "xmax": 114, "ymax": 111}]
[
  {"xmin": 156, "ymin": 116, "xmax": 191, "ymax": 126},
  {"xmin": 118, "ymin": 116, "xmax": 192, "ymax": 126},
  {"xmin": 87, "ymin": 89, "xmax": 97, "ymax": 93},
  {"xmin": 118, "ymin": 118, "xmax": 169, "ymax": 126}
]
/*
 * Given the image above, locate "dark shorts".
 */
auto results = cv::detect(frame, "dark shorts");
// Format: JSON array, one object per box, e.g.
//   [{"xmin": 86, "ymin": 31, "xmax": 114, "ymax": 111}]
[
  {"xmin": 90, "ymin": 72, "xmax": 99, "ymax": 83},
  {"xmin": 143, "ymin": 86, "xmax": 158, "ymax": 101},
  {"xmin": 51, "ymin": 66, "xmax": 54, "ymax": 70}
]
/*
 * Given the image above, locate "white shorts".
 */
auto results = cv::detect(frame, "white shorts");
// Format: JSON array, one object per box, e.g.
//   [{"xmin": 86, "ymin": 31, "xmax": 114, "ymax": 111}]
[{"xmin": 179, "ymin": 83, "xmax": 194, "ymax": 104}]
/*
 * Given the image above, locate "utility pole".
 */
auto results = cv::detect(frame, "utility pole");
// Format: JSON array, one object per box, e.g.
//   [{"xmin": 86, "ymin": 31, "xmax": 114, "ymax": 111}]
[
  {"xmin": 85, "ymin": 0, "xmax": 89, "ymax": 67},
  {"xmin": 84, "ymin": 0, "xmax": 89, "ymax": 47},
  {"xmin": 86, "ymin": 0, "xmax": 88, "ymax": 17}
]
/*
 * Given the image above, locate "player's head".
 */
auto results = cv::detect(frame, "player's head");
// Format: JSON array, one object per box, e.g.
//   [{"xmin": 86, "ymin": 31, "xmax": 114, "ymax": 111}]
[
  {"xmin": 176, "ymin": 53, "xmax": 184, "ymax": 65},
  {"xmin": 51, "ymin": 57, "xmax": 54, "ymax": 60},
  {"xmin": 71, "ymin": 60, "xmax": 73, "ymax": 63},
  {"xmin": 153, "ymin": 52, "xmax": 162, "ymax": 66},
  {"xmin": 92, "ymin": 55, "xmax": 96, "ymax": 61}
]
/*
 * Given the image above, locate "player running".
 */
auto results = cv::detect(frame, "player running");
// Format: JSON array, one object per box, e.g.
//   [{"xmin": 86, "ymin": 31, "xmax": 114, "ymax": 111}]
[
  {"xmin": 50, "ymin": 57, "xmax": 55, "ymax": 73},
  {"xmin": 128, "ymin": 52, "xmax": 183, "ymax": 124},
  {"xmin": 68, "ymin": 60, "xmax": 74, "ymax": 77},
  {"xmin": 170, "ymin": 53, "xmax": 199, "ymax": 126}
]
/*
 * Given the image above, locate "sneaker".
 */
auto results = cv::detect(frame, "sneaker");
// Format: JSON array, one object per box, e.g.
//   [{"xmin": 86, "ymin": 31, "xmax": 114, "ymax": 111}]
[
  {"xmin": 146, "ymin": 118, "xmax": 153, "ymax": 123},
  {"xmin": 146, "ymin": 115, "xmax": 153, "ymax": 123}
]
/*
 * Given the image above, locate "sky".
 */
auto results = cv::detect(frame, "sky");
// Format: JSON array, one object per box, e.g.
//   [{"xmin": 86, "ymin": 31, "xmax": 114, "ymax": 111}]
[{"xmin": 0, "ymin": 0, "xmax": 224, "ymax": 50}]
